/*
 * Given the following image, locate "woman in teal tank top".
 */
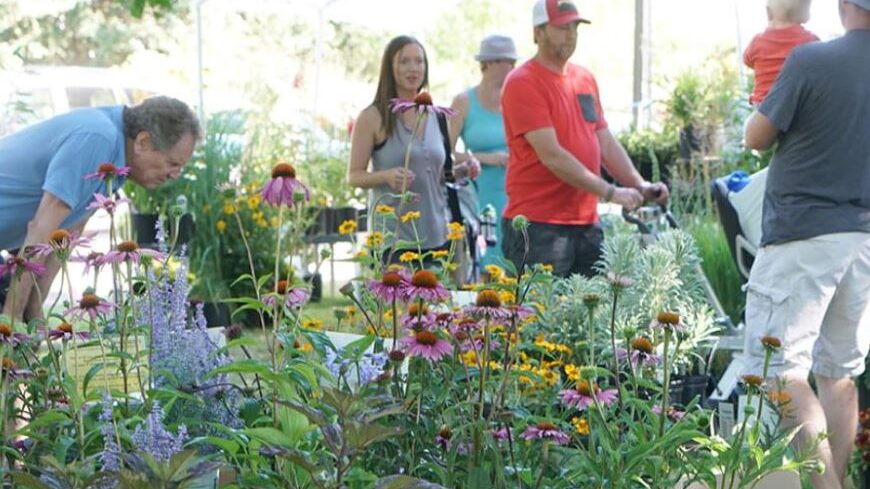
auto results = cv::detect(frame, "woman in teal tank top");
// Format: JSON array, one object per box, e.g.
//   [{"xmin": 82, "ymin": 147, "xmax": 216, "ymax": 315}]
[{"xmin": 450, "ymin": 34, "xmax": 517, "ymax": 274}]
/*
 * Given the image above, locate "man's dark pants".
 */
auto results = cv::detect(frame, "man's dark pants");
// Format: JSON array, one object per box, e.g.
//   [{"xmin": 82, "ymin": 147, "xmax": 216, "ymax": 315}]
[{"xmin": 501, "ymin": 218, "xmax": 604, "ymax": 278}]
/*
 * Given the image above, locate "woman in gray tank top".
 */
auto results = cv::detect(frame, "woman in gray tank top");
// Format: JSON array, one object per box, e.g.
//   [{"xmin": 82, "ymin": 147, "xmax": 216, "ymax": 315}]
[{"xmin": 347, "ymin": 35, "xmax": 478, "ymax": 262}]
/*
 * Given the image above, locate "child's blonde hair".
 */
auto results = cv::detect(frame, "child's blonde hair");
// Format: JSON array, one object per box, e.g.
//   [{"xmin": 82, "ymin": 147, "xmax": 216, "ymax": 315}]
[{"xmin": 767, "ymin": 0, "xmax": 812, "ymax": 23}]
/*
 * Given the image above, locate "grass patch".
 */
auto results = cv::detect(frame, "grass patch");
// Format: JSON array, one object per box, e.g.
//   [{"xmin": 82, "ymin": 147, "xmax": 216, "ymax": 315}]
[{"xmin": 687, "ymin": 218, "xmax": 745, "ymax": 324}]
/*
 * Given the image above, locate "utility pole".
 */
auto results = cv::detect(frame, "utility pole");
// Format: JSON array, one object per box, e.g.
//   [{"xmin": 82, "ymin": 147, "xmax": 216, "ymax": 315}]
[{"xmin": 632, "ymin": 0, "xmax": 644, "ymax": 129}]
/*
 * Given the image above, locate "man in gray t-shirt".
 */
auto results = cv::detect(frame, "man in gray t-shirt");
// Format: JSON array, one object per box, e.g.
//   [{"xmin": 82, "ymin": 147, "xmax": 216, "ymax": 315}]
[{"xmin": 743, "ymin": 2, "xmax": 870, "ymax": 487}]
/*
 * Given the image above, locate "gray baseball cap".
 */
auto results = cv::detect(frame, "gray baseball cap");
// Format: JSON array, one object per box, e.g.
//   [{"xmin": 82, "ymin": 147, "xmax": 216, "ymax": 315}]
[
  {"xmin": 846, "ymin": 0, "xmax": 870, "ymax": 10},
  {"xmin": 474, "ymin": 35, "xmax": 519, "ymax": 62}
]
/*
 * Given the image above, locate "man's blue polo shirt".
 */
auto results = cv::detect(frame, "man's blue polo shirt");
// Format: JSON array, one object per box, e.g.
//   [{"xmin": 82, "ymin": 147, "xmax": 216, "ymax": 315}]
[{"xmin": 0, "ymin": 106, "xmax": 127, "ymax": 251}]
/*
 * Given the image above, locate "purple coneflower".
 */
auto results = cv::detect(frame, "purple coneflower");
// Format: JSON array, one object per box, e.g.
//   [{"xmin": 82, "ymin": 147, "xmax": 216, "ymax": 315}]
[
  {"xmin": 649, "ymin": 311, "xmax": 685, "ymax": 333},
  {"xmin": 260, "ymin": 163, "xmax": 310, "ymax": 207},
  {"xmin": 617, "ymin": 337, "xmax": 661, "ymax": 368},
  {"xmin": 73, "ymin": 251, "xmax": 105, "ymax": 275},
  {"xmin": 560, "ymin": 381, "xmax": 619, "ymax": 411},
  {"xmin": 389, "ymin": 92, "xmax": 457, "ymax": 117},
  {"xmin": 29, "ymin": 229, "xmax": 90, "ymax": 259},
  {"xmin": 463, "ymin": 289, "xmax": 510, "ymax": 320},
  {"xmin": 435, "ymin": 426, "xmax": 452, "ymax": 449},
  {"xmin": 0, "ymin": 255, "xmax": 46, "ymax": 279},
  {"xmin": 86, "ymin": 193, "xmax": 129, "ymax": 215},
  {"xmin": 47, "ymin": 322, "xmax": 90, "ymax": 342},
  {"xmin": 652, "ymin": 404, "xmax": 686, "ymax": 421},
  {"xmin": 0, "ymin": 323, "xmax": 33, "ymax": 347},
  {"xmin": 100, "ymin": 241, "xmax": 166, "ymax": 265},
  {"xmin": 84, "ymin": 162, "xmax": 130, "ymax": 181},
  {"xmin": 65, "ymin": 293, "xmax": 115, "ymax": 322},
  {"xmin": 400, "ymin": 330, "xmax": 453, "ymax": 363},
  {"xmin": 367, "ymin": 270, "xmax": 410, "ymax": 302},
  {"xmin": 402, "ymin": 270, "xmax": 450, "ymax": 303},
  {"xmin": 521, "ymin": 421, "xmax": 570, "ymax": 445},
  {"xmin": 264, "ymin": 280, "xmax": 309, "ymax": 309}
]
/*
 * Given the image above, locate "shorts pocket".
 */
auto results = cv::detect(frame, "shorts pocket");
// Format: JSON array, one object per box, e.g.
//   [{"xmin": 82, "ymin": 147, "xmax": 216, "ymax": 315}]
[{"xmin": 744, "ymin": 282, "xmax": 791, "ymax": 362}]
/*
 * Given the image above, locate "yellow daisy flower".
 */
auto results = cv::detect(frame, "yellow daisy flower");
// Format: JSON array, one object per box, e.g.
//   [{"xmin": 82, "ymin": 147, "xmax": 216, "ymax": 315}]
[
  {"xmin": 216, "ymin": 220, "xmax": 227, "ymax": 233},
  {"xmin": 366, "ymin": 232, "xmax": 384, "ymax": 247},
  {"xmin": 375, "ymin": 204, "xmax": 395, "ymax": 214},
  {"xmin": 431, "ymin": 250, "xmax": 449, "ymax": 259},
  {"xmin": 399, "ymin": 251, "xmax": 419, "ymax": 263},
  {"xmin": 572, "ymin": 417, "xmax": 590, "ymax": 435},
  {"xmin": 400, "ymin": 211, "xmax": 421, "ymax": 223},
  {"xmin": 338, "ymin": 219, "xmax": 358, "ymax": 235}
]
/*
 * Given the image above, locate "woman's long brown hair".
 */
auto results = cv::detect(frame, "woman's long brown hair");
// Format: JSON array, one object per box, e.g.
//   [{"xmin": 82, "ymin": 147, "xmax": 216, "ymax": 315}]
[{"xmin": 372, "ymin": 35, "xmax": 429, "ymax": 139}]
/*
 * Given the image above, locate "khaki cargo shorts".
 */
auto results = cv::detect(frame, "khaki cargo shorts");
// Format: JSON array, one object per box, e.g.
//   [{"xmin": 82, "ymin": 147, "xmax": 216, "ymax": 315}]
[{"xmin": 742, "ymin": 232, "xmax": 870, "ymax": 379}]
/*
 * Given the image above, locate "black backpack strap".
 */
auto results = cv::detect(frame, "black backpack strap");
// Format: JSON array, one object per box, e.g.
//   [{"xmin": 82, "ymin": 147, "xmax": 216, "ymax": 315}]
[{"xmin": 436, "ymin": 113, "xmax": 464, "ymax": 226}]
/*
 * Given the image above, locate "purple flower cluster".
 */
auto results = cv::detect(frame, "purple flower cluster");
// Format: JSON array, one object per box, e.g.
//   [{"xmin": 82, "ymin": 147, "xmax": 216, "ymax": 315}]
[
  {"xmin": 144, "ymin": 259, "xmax": 241, "ymax": 431},
  {"xmin": 98, "ymin": 393, "xmax": 121, "ymax": 472},
  {"xmin": 132, "ymin": 401, "xmax": 187, "ymax": 463},
  {"xmin": 325, "ymin": 350, "xmax": 388, "ymax": 387}
]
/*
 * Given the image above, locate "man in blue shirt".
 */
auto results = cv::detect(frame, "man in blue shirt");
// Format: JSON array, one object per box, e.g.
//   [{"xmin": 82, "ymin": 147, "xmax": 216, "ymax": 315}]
[{"xmin": 0, "ymin": 96, "xmax": 200, "ymax": 321}]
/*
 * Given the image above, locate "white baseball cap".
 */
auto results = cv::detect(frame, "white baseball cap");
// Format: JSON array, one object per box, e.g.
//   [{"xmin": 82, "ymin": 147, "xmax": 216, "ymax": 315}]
[{"xmin": 532, "ymin": 0, "xmax": 591, "ymax": 27}]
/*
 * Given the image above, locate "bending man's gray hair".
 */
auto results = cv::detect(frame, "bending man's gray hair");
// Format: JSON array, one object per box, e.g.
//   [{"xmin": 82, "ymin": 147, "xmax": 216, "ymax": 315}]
[{"xmin": 123, "ymin": 96, "xmax": 202, "ymax": 151}]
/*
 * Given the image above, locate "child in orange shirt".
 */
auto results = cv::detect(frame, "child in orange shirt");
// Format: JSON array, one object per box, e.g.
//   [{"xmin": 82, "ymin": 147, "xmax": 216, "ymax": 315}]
[{"xmin": 744, "ymin": 0, "xmax": 819, "ymax": 105}]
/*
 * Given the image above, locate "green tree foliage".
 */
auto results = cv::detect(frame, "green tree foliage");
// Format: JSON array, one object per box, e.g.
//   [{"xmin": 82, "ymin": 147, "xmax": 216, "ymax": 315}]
[{"xmin": 0, "ymin": 0, "xmax": 187, "ymax": 66}]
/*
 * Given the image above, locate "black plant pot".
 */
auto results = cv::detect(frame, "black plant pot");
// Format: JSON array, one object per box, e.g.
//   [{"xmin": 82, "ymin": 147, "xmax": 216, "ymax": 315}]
[
  {"xmin": 681, "ymin": 374, "xmax": 711, "ymax": 406},
  {"xmin": 304, "ymin": 272, "xmax": 322, "ymax": 303},
  {"xmin": 327, "ymin": 207, "xmax": 360, "ymax": 235},
  {"xmin": 668, "ymin": 376, "xmax": 685, "ymax": 406},
  {"xmin": 131, "ymin": 213, "xmax": 194, "ymax": 248},
  {"xmin": 131, "ymin": 213, "xmax": 160, "ymax": 247},
  {"xmin": 189, "ymin": 300, "xmax": 232, "ymax": 328},
  {"xmin": 306, "ymin": 207, "xmax": 330, "ymax": 237}
]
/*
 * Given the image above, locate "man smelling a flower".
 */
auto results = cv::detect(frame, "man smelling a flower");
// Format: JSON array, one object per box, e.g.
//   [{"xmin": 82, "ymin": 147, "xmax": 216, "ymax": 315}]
[{"xmin": 0, "ymin": 96, "xmax": 201, "ymax": 321}]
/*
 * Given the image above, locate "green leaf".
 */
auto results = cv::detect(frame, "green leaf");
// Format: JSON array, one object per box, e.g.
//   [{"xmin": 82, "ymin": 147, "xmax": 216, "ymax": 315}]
[
  {"xmin": 200, "ymin": 436, "xmax": 240, "ymax": 456},
  {"xmin": 17, "ymin": 410, "xmax": 72, "ymax": 434},
  {"xmin": 243, "ymin": 427, "xmax": 294, "ymax": 448},
  {"xmin": 341, "ymin": 334, "xmax": 375, "ymax": 360},
  {"xmin": 375, "ymin": 475, "xmax": 449, "ymax": 489}
]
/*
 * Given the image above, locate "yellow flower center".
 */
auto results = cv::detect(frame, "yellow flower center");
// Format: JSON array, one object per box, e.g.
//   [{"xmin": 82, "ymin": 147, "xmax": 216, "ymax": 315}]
[
  {"xmin": 741, "ymin": 374, "xmax": 764, "ymax": 387},
  {"xmin": 58, "ymin": 323, "xmax": 74, "ymax": 334},
  {"xmin": 0, "ymin": 324, "xmax": 11, "ymax": 337},
  {"xmin": 761, "ymin": 336, "xmax": 781, "ymax": 349},
  {"xmin": 407, "ymin": 303, "xmax": 429, "ymax": 316},
  {"xmin": 536, "ymin": 421, "xmax": 558, "ymax": 431},
  {"xmin": 277, "ymin": 280, "xmax": 289, "ymax": 295}
]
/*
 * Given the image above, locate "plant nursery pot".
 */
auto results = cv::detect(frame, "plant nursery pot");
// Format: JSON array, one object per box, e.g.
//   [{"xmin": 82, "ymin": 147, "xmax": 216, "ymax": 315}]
[
  {"xmin": 669, "ymin": 376, "xmax": 685, "ymax": 406},
  {"xmin": 327, "ymin": 206, "xmax": 360, "ymax": 235},
  {"xmin": 304, "ymin": 272, "xmax": 322, "ymax": 303},
  {"xmin": 306, "ymin": 207, "xmax": 329, "ymax": 237},
  {"xmin": 131, "ymin": 212, "xmax": 160, "ymax": 247},
  {"xmin": 203, "ymin": 302, "xmax": 232, "ymax": 328},
  {"xmin": 681, "ymin": 374, "xmax": 711, "ymax": 406},
  {"xmin": 173, "ymin": 213, "xmax": 195, "ymax": 246}
]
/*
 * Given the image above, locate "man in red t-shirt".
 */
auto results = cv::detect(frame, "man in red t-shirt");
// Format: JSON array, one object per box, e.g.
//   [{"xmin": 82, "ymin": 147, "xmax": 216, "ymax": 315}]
[
  {"xmin": 500, "ymin": 0, "xmax": 669, "ymax": 278},
  {"xmin": 744, "ymin": 0, "xmax": 819, "ymax": 105}
]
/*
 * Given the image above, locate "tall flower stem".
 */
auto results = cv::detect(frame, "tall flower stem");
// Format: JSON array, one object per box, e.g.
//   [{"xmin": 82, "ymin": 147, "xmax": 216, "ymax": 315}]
[
  {"xmin": 270, "ymin": 205, "xmax": 285, "ymax": 427},
  {"xmin": 478, "ymin": 318, "xmax": 491, "ymax": 420},
  {"xmin": 659, "ymin": 328, "xmax": 672, "ymax": 438},
  {"xmin": 533, "ymin": 441, "xmax": 550, "ymax": 489},
  {"xmin": 385, "ymin": 112, "xmax": 426, "ymax": 265},
  {"xmin": 126, "ymin": 261, "xmax": 146, "ymax": 398},
  {"xmin": 607, "ymin": 287, "xmax": 625, "ymax": 417},
  {"xmin": 586, "ymin": 303, "xmax": 597, "ymax": 367}
]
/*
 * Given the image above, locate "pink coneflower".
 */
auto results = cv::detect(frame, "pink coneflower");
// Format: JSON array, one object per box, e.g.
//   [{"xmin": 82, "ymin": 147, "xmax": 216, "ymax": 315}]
[
  {"xmin": 72, "ymin": 251, "xmax": 105, "ymax": 275},
  {"xmin": 459, "ymin": 334, "xmax": 501, "ymax": 353},
  {"xmin": 560, "ymin": 381, "xmax": 619, "ymax": 411},
  {"xmin": 400, "ymin": 330, "xmax": 453, "ymax": 363},
  {"xmin": 29, "ymin": 229, "xmax": 90, "ymax": 259},
  {"xmin": 260, "ymin": 163, "xmax": 310, "ymax": 207},
  {"xmin": 491, "ymin": 428, "xmax": 510, "ymax": 442},
  {"xmin": 99, "ymin": 241, "xmax": 166, "ymax": 265},
  {"xmin": 389, "ymin": 92, "xmax": 457, "ymax": 117},
  {"xmin": 367, "ymin": 270, "xmax": 410, "ymax": 302},
  {"xmin": 649, "ymin": 311, "xmax": 685, "ymax": 333},
  {"xmin": 264, "ymin": 280, "xmax": 310, "ymax": 309},
  {"xmin": 463, "ymin": 289, "xmax": 511, "ymax": 320},
  {"xmin": 46, "ymin": 322, "xmax": 89, "ymax": 342},
  {"xmin": 86, "ymin": 193, "xmax": 129, "ymax": 215},
  {"xmin": 435, "ymin": 426, "xmax": 451, "ymax": 449},
  {"xmin": 652, "ymin": 405, "xmax": 686, "ymax": 421},
  {"xmin": 84, "ymin": 162, "xmax": 130, "ymax": 181},
  {"xmin": 507, "ymin": 304, "xmax": 536, "ymax": 321},
  {"xmin": 64, "ymin": 293, "xmax": 114, "ymax": 322},
  {"xmin": 0, "ymin": 255, "xmax": 46, "ymax": 279},
  {"xmin": 2, "ymin": 358, "xmax": 33, "ymax": 380},
  {"xmin": 449, "ymin": 318, "xmax": 482, "ymax": 338},
  {"xmin": 617, "ymin": 337, "xmax": 662, "ymax": 368},
  {"xmin": 0, "ymin": 323, "xmax": 33, "ymax": 347},
  {"xmin": 521, "ymin": 422, "xmax": 570, "ymax": 445},
  {"xmin": 402, "ymin": 270, "xmax": 450, "ymax": 303}
]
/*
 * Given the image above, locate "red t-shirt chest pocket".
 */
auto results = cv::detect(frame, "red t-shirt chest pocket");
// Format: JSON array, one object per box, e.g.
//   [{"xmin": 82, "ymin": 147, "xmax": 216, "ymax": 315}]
[{"xmin": 577, "ymin": 93, "xmax": 598, "ymax": 123}]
